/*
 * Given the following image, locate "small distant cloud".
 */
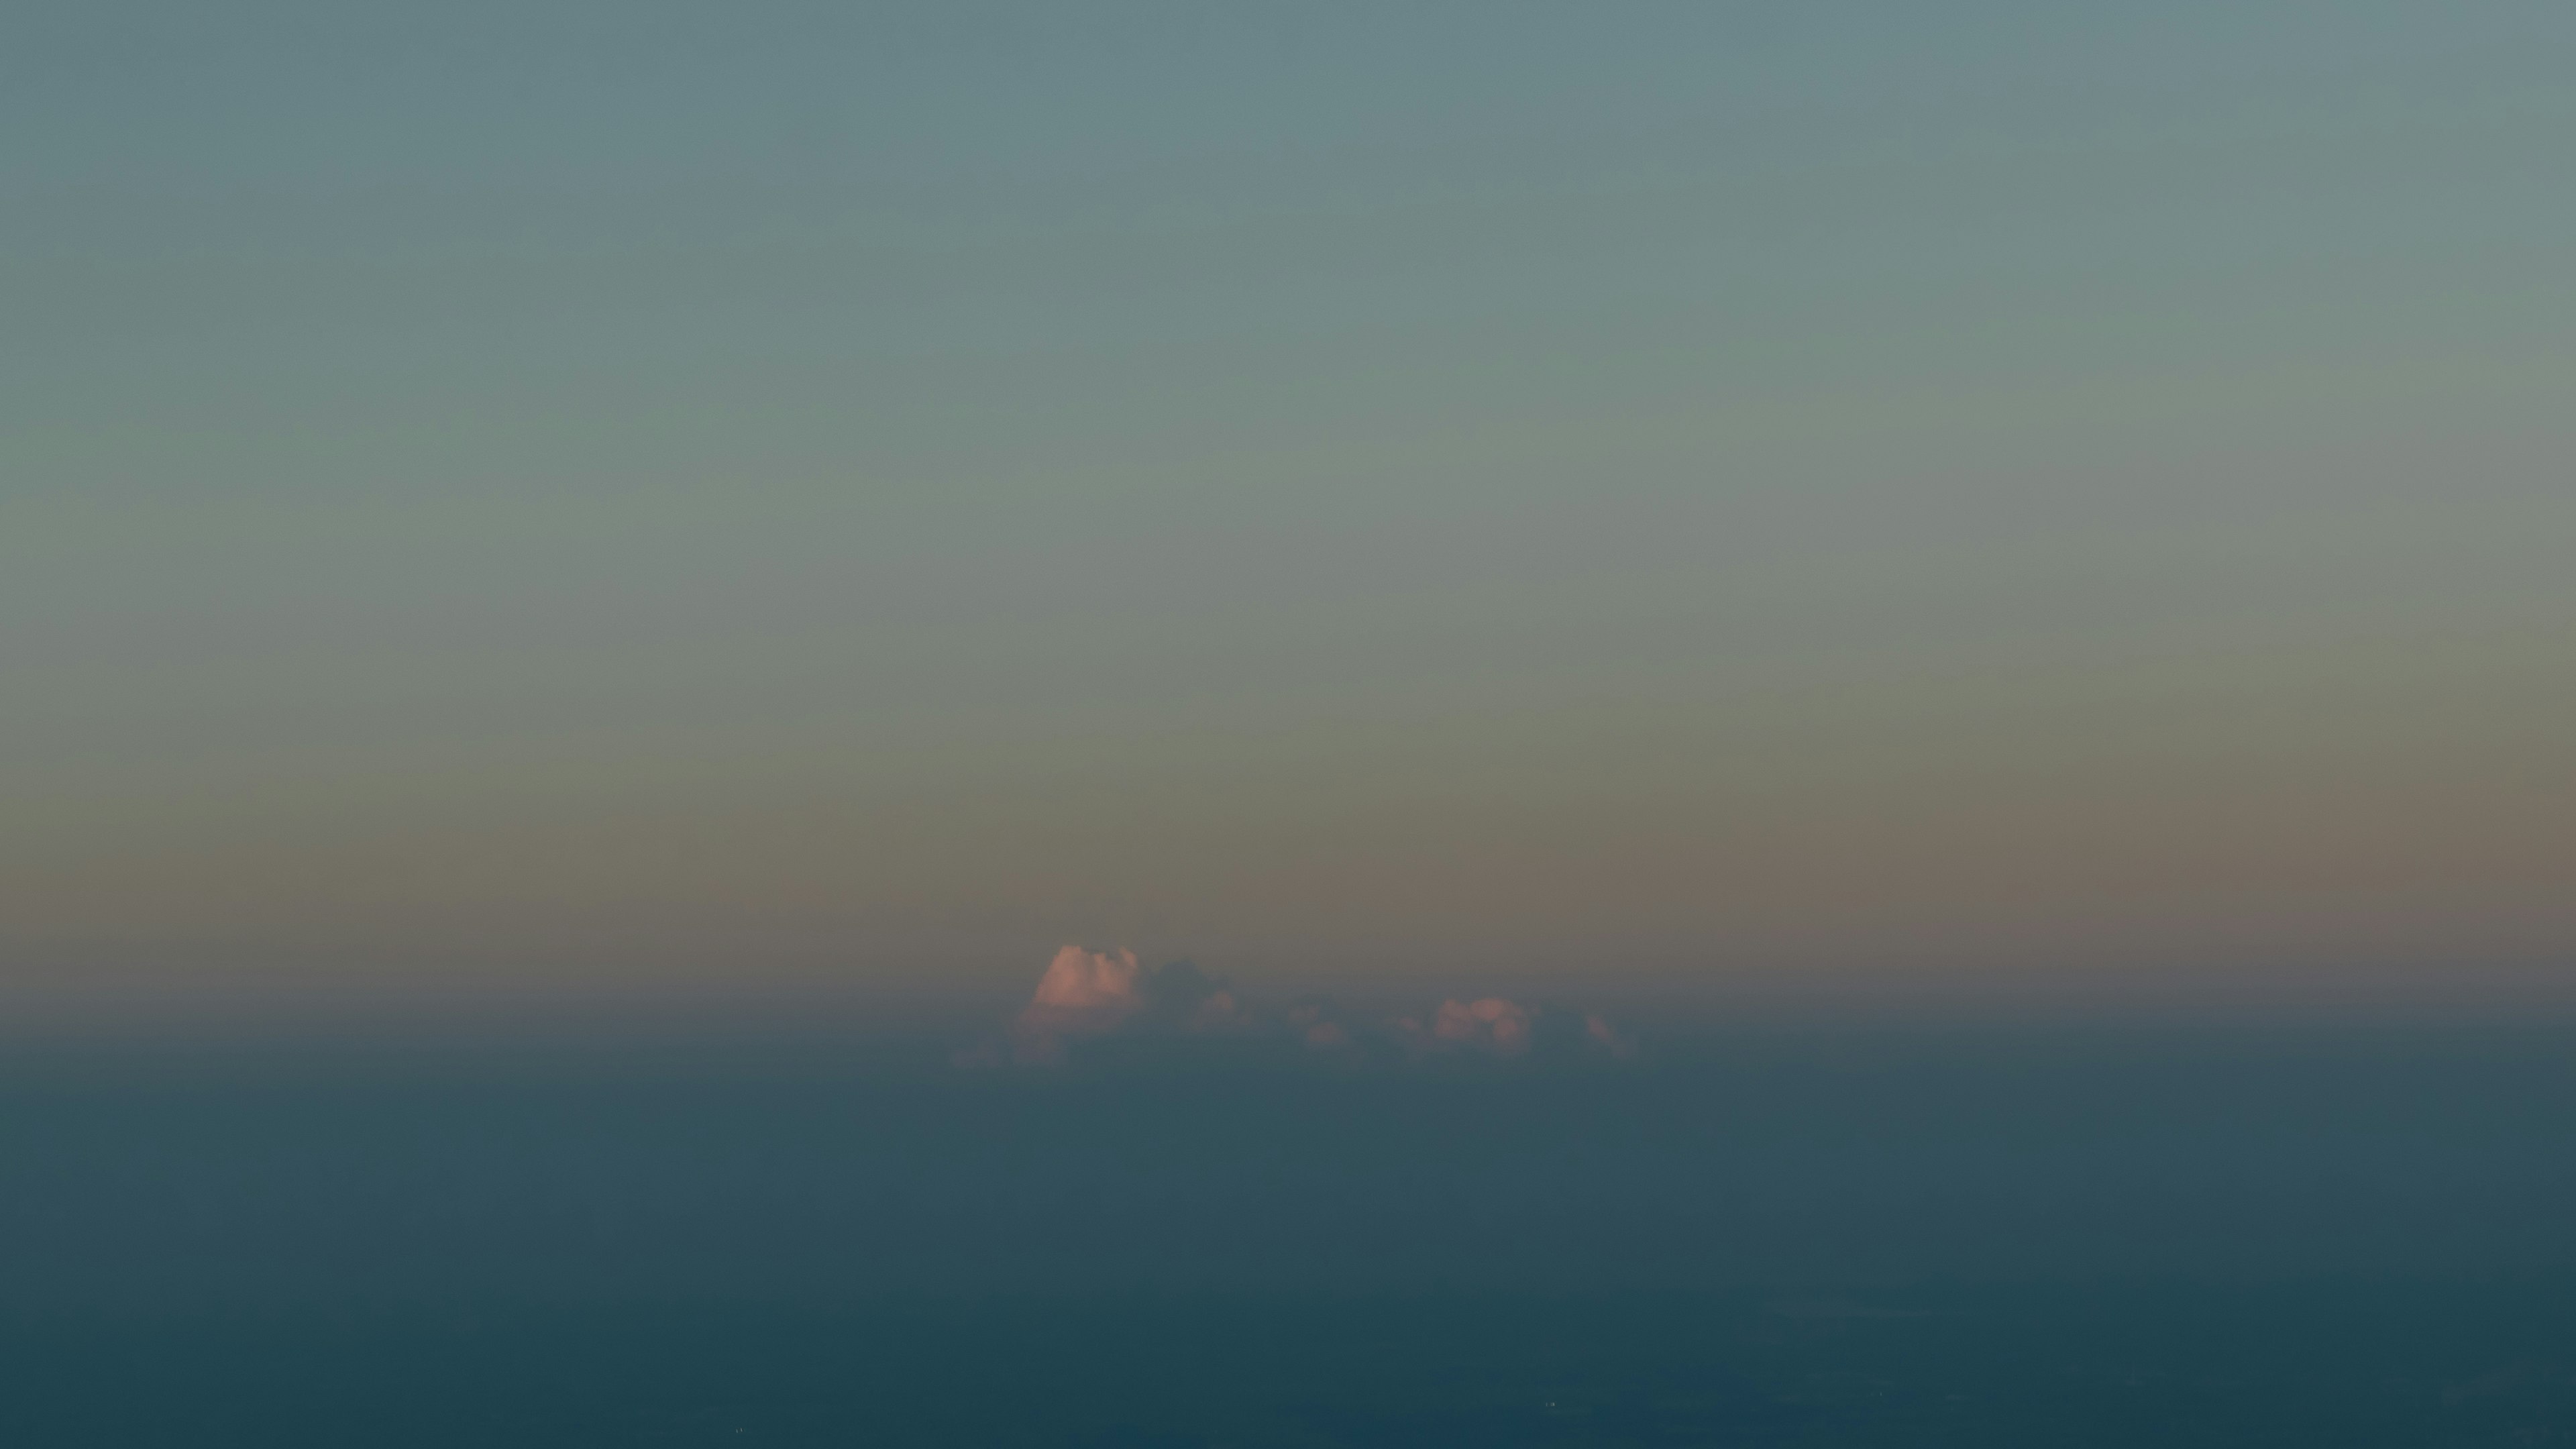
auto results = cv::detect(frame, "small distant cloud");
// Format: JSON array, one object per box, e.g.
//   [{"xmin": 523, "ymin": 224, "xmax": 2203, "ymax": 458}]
[
  {"xmin": 973, "ymin": 947, "xmax": 1260, "ymax": 1066},
  {"xmin": 1428, "ymin": 997, "xmax": 1533, "ymax": 1056},
  {"xmin": 1005, "ymin": 945, "xmax": 1145, "ymax": 1064},
  {"xmin": 1288, "ymin": 1000, "xmax": 1360, "ymax": 1054},
  {"xmin": 1186, "ymin": 989, "xmax": 1254, "ymax": 1033},
  {"xmin": 964, "ymin": 948, "xmax": 1636, "ymax": 1069},
  {"xmin": 1138, "ymin": 959, "xmax": 1250, "ymax": 1033},
  {"xmin": 1030, "ymin": 945, "xmax": 1143, "ymax": 1014},
  {"xmin": 1584, "ymin": 1013, "xmax": 1636, "ymax": 1059}
]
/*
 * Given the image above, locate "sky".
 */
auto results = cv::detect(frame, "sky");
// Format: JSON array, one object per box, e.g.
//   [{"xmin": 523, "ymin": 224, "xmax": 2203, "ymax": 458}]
[{"xmin": 7, "ymin": 1, "xmax": 2575, "ymax": 1030}]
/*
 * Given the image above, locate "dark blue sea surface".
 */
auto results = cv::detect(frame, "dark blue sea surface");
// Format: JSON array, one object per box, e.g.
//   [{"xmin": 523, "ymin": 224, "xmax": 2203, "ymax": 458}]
[{"xmin": 5, "ymin": 1026, "xmax": 2574, "ymax": 1444}]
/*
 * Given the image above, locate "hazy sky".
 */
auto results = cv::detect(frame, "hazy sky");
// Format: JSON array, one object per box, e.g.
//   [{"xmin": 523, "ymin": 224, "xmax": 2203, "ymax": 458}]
[{"xmin": 7, "ymin": 2, "xmax": 2573, "ymax": 1023}]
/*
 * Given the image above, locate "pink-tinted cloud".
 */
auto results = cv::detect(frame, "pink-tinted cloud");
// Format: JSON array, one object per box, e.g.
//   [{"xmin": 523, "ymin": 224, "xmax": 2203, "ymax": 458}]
[
  {"xmin": 1007, "ymin": 945, "xmax": 1143, "ymax": 1064},
  {"xmin": 1430, "ymin": 997, "xmax": 1534, "ymax": 1055},
  {"xmin": 1030, "ymin": 945, "xmax": 1143, "ymax": 1012},
  {"xmin": 965, "ymin": 949, "xmax": 1633, "ymax": 1067}
]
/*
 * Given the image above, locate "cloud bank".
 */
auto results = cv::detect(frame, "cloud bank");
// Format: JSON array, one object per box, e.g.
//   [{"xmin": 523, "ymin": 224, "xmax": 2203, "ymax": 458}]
[{"xmin": 962, "ymin": 947, "xmax": 1635, "ymax": 1069}]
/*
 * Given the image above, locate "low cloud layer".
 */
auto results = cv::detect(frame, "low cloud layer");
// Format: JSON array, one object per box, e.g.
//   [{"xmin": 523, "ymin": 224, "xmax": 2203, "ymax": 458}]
[{"xmin": 962, "ymin": 947, "xmax": 1635, "ymax": 1069}]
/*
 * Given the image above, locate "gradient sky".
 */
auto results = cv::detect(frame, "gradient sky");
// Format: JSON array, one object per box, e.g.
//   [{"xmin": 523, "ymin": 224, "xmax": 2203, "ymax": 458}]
[{"xmin": 7, "ymin": 1, "xmax": 2574, "ymax": 1024}]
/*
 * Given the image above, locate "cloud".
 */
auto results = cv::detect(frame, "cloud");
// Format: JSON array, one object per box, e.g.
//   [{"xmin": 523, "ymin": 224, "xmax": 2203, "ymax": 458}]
[
  {"xmin": 1031, "ymin": 945, "xmax": 1143, "ymax": 1013},
  {"xmin": 1004, "ymin": 945, "xmax": 1144, "ymax": 1065},
  {"xmin": 1288, "ymin": 1000, "xmax": 1361, "ymax": 1054},
  {"xmin": 1138, "ymin": 959, "xmax": 1254, "ymax": 1034},
  {"xmin": 1428, "ymin": 997, "xmax": 1533, "ymax": 1056},
  {"xmin": 965, "ymin": 948, "xmax": 1636, "ymax": 1069},
  {"xmin": 982, "ymin": 947, "xmax": 1256, "ymax": 1065},
  {"xmin": 1583, "ymin": 1013, "xmax": 1636, "ymax": 1059}
]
